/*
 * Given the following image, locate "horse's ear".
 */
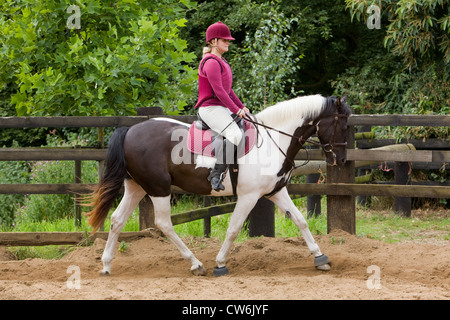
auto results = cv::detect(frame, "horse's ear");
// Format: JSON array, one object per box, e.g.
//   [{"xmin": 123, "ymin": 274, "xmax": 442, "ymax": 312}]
[
  {"xmin": 337, "ymin": 94, "xmax": 348, "ymax": 112},
  {"xmin": 336, "ymin": 96, "xmax": 342, "ymax": 108}
]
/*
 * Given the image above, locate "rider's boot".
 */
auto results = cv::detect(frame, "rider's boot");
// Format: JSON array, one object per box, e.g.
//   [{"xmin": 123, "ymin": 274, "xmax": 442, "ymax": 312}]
[
  {"xmin": 208, "ymin": 163, "xmax": 227, "ymax": 191},
  {"xmin": 208, "ymin": 136, "xmax": 227, "ymax": 191}
]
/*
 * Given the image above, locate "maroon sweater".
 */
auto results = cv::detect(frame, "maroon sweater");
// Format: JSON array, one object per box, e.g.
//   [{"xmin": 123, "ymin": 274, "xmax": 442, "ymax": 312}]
[{"xmin": 194, "ymin": 53, "xmax": 245, "ymax": 114}]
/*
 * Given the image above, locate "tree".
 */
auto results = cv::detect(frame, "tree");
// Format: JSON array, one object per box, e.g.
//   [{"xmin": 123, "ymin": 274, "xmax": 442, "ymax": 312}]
[
  {"xmin": 185, "ymin": 0, "xmax": 359, "ymax": 111},
  {"xmin": 231, "ymin": 3, "xmax": 301, "ymax": 111},
  {"xmin": 0, "ymin": 0, "xmax": 198, "ymax": 116},
  {"xmin": 332, "ymin": 0, "xmax": 449, "ymax": 139},
  {"xmin": 346, "ymin": 0, "xmax": 450, "ymax": 69}
]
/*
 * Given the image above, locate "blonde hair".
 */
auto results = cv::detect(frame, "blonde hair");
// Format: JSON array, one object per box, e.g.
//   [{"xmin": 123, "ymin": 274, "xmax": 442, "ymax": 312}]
[
  {"xmin": 202, "ymin": 45, "xmax": 212, "ymax": 56},
  {"xmin": 202, "ymin": 38, "xmax": 217, "ymax": 57}
]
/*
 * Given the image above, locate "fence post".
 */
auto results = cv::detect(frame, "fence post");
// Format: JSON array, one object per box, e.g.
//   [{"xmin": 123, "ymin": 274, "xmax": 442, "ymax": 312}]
[
  {"xmin": 74, "ymin": 145, "xmax": 82, "ymax": 227},
  {"xmin": 356, "ymin": 168, "xmax": 371, "ymax": 207},
  {"xmin": 306, "ymin": 142, "xmax": 322, "ymax": 218},
  {"xmin": 248, "ymin": 197, "xmax": 275, "ymax": 237},
  {"xmin": 394, "ymin": 161, "xmax": 411, "ymax": 217},
  {"xmin": 97, "ymin": 128, "xmax": 105, "ymax": 231},
  {"xmin": 326, "ymin": 126, "xmax": 355, "ymax": 234},
  {"xmin": 97, "ymin": 128, "xmax": 105, "ymax": 178},
  {"xmin": 306, "ymin": 173, "xmax": 321, "ymax": 218},
  {"xmin": 136, "ymin": 107, "xmax": 163, "ymax": 229},
  {"xmin": 139, "ymin": 196, "xmax": 155, "ymax": 230},
  {"xmin": 356, "ymin": 125, "xmax": 372, "ymax": 207},
  {"xmin": 203, "ymin": 196, "xmax": 211, "ymax": 237}
]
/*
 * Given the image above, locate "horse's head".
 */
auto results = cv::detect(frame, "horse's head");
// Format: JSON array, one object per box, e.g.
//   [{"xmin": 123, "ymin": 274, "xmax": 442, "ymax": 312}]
[{"xmin": 315, "ymin": 95, "xmax": 352, "ymax": 166}]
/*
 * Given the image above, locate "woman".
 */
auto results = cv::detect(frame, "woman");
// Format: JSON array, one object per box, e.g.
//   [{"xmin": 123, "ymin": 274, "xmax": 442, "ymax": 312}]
[{"xmin": 195, "ymin": 21, "xmax": 250, "ymax": 191}]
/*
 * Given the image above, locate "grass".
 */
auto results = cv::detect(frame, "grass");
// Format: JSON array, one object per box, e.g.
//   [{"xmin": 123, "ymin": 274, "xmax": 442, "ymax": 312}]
[
  {"xmin": 356, "ymin": 208, "xmax": 450, "ymax": 243},
  {"xmin": 2, "ymin": 195, "xmax": 449, "ymax": 260}
]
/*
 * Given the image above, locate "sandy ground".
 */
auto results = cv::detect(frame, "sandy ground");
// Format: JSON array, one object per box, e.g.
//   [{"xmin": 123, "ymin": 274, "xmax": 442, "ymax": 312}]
[{"xmin": 0, "ymin": 228, "xmax": 449, "ymax": 301}]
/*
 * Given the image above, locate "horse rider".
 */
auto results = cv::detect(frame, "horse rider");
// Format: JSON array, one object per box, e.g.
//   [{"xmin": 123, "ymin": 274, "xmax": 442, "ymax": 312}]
[{"xmin": 194, "ymin": 21, "xmax": 250, "ymax": 191}]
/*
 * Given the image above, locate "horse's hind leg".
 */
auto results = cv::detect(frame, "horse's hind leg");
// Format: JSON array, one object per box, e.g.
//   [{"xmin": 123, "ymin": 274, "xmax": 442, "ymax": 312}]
[
  {"xmin": 101, "ymin": 179, "xmax": 146, "ymax": 275},
  {"xmin": 269, "ymin": 187, "xmax": 331, "ymax": 271},
  {"xmin": 150, "ymin": 195, "xmax": 206, "ymax": 276}
]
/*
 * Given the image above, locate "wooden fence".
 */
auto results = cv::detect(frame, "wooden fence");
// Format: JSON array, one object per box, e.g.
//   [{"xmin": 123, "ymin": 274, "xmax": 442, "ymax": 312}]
[{"xmin": 0, "ymin": 111, "xmax": 449, "ymax": 245}]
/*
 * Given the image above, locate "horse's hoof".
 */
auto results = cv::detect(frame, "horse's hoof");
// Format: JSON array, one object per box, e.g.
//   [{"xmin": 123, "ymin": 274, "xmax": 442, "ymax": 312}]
[
  {"xmin": 100, "ymin": 270, "xmax": 110, "ymax": 276},
  {"xmin": 316, "ymin": 263, "xmax": 331, "ymax": 271},
  {"xmin": 213, "ymin": 266, "xmax": 229, "ymax": 277},
  {"xmin": 314, "ymin": 254, "xmax": 331, "ymax": 271},
  {"xmin": 191, "ymin": 265, "xmax": 206, "ymax": 276}
]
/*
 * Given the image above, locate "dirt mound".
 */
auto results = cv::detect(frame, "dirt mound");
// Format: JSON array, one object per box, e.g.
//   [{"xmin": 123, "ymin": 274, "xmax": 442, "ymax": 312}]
[
  {"xmin": 0, "ymin": 247, "xmax": 16, "ymax": 261},
  {"xmin": 0, "ymin": 231, "xmax": 449, "ymax": 300}
]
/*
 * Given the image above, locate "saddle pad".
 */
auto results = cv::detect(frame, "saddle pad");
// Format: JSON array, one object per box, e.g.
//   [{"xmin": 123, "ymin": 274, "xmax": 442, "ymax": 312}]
[{"xmin": 187, "ymin": 121, "xmax": 257, "ymax": 158}]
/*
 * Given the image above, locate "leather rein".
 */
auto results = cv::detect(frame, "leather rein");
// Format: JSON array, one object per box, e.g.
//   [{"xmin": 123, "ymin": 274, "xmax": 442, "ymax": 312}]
[{"xmin": 243, "ymin": 113, "xmax": 349, "ymax": 170}]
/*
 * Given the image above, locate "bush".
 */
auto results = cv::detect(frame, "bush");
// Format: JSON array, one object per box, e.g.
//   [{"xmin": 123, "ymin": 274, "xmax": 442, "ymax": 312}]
[
  {"xmin": 0, "ymin": 0, "xmax": 197, "ymax": 116},
  {"xmin": 16, "ymin": 160, "xmax": 98, "ymax": 223},
  {"xmin": 0, "ymin": 160, "xmax": 30, "ymax": 227},
  {"xmin": 16, "ymin": 134, "xmax": 99, "ymax": 224},
  {"xmin": 232, "ymin": 5, "xmax": 301, "ymax": 112},
  {"xmin": 334, "ymin": 0, "xmax": 450, "ymax": 140}
]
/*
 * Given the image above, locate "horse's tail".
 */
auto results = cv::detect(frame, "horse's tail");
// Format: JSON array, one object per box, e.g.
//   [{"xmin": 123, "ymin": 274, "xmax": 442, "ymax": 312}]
[{"xmin": 85, "ymin": 127, "xmax": 130, "ymax": 233}]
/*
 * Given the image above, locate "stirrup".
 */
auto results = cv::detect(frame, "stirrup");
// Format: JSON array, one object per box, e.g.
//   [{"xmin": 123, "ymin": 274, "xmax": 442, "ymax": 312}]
[
  {"xmin": 208, "ymin": 167, "xmax": 226, "ymax": 191},
  {"xmin": 211, "ymin": 172, "xmax": 225, "ymax": 191}
]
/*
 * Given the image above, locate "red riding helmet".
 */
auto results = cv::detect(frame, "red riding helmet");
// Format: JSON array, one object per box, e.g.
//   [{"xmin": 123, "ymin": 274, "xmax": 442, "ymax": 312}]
[{"xmin": 206, "ymin": 21, "xmax": 235, "ymax": 43}]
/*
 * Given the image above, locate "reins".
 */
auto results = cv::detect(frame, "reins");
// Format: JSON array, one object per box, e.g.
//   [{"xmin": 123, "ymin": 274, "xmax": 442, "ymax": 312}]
[{"xmin": 242, "ymin": 113, "xmax": 348, "ymax": 169}]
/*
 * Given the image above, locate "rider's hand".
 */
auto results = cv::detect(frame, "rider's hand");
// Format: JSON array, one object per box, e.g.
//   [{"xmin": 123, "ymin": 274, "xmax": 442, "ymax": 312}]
[{"xmin": 238, "ymin": 107, "xmax": 250, "ymax": 118}]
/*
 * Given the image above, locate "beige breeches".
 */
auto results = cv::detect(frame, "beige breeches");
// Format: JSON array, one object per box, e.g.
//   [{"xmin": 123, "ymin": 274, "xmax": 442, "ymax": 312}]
[{"xmin": 198, "ymin": 106, "xmax": 243, "ymax": 146}]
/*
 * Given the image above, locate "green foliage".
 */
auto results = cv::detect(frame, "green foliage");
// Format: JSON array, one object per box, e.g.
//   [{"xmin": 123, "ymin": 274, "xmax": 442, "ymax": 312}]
[
  {"xmin": 16, "ymin": 135, "xmax": 99, "ymax": 224},
  {"xmin": 346, "ymin": 0, "xmax": 450, "ymax": 68},
  {"xmin": 17, "ymin": 160, "xmax": 97, "ymax": 222},
  {"xmin": 0, "ymin": 159, "xmax": 30, "ymax": 227},
  {"xmin": 0, "ymin": 0, "xmax": 448, "ymax": 228},
  {"xmin": 0, "ymin": 0, "xmax": 198, "ymax": 116},
  {"xmin": 232, "ymin": 4, "xmax": 301, "ymax": 111},
  {"xmin": 185, "ymin": 0, "xmax": 358, "ymax": 108},
  {"xmin": 0, "ymin": 87, "xmax": 48, "ymax": 147},
  {"xmin": 118, "ymin": 241, "xmax": 130, "ymax": 252},
  {"xmin": 333, "ymin": 0, "xmax": 449, "ymax": 139},
  {"xmin": 333, "ymin": 61, "xmax": 449, "ymax": 139}
]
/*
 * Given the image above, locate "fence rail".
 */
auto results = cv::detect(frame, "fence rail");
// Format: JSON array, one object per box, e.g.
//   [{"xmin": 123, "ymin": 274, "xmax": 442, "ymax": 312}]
[
  {"xmin": 0, "ymin": 230, "xmax": 161, "ymax": 246},
  {"xmin": 0, "ymin": 113, "xmax": 449, "ymax": 245},
  {"xmin": 1, "ymin": 114, "xmax": 449, "ymax": 128},
  {"xmin": 2, "ymin": 147, "xmax": 449, "ymax": 162},
  {"xmin": 287, "ymin": 183, "xmax": 449, "ymax": 198}
]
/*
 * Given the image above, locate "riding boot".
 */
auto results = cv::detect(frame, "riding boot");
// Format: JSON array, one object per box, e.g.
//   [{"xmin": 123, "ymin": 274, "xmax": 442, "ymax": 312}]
[
  {"xmin": 208, "ymin": 136, "xmax": 228, "ymax": 191},
  {"xmin": 207, "ymin": 163, "xmax": 227, "ymax": 191}
]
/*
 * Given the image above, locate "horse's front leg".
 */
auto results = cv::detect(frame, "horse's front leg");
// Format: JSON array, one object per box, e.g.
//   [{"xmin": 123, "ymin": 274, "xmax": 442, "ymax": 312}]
[
  {"xmin": 214, "ymin": 193, "xmax": 260, "ymax": 276},
  {"xmin": 269, "ymin": 187, "xmax": 331, "ymax": 271}
]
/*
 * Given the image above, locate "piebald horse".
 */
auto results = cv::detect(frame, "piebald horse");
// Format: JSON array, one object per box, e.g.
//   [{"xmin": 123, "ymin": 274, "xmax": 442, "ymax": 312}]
[{"xmin": 86, "ymin": 94, "xmax": 351, "ymax": 276}]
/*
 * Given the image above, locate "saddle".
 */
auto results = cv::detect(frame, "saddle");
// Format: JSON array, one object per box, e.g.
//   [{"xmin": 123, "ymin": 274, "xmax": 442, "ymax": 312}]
[
  {"xmin": 187, "ymin": 114, "xmax": 257, "ymax": 196},
  {"xmin": 188, "ymin": 114, "xmax": 256, "ymax": 157}
]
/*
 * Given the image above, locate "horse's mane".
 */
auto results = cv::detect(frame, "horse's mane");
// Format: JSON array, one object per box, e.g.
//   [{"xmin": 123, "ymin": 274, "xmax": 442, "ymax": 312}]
[{"xmin": 255, "ymin": 94, "xmax": 327, "ymax": 127}]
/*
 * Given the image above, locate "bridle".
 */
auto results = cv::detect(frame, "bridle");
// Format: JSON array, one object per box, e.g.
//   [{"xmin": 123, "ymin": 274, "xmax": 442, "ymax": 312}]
[
  {"xmin": 310, "ymin": 113, "xmax": 349, "ymax": 162},
  {"xmin": 243, "ymin": 112, "xmax": 349, "ymax": 169}
]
